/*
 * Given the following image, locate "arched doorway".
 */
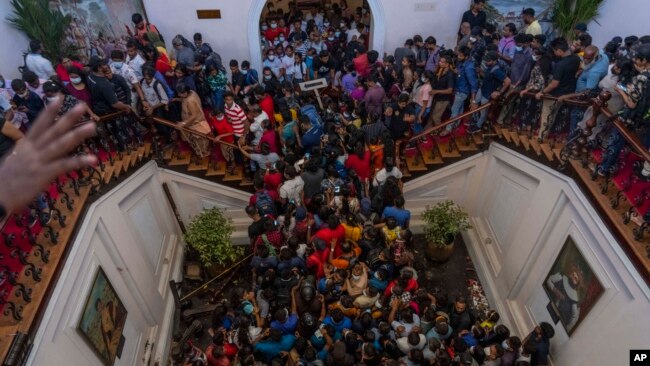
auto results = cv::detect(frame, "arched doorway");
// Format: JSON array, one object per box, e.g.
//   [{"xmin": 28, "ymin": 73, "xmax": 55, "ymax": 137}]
[{"xmin": 247, "ymin": 0, "xmax": 386, "ymax": 73}]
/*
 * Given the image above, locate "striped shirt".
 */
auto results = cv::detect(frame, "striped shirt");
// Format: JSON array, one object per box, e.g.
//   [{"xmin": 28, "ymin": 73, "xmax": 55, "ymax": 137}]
[{"xmin": 225, "ymin": 102, "xmax": 247, "ymax": 137}]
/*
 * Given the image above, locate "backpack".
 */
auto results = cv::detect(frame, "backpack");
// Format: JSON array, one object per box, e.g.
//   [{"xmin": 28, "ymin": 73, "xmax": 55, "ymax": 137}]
[
  {"xmin": 146, "ymin": 23, "xmax": 164, "ymax": 45},
  {"xmin": 245, "ymin": 69, "xmax": 260, "ymax": 86},
  {"xmin": 19, "ymin": 52, "xmax": 30, "ymax": 74},
  {"xmin": 152, "ymin": 72, "xmax": 175, "ymax": 99},
  {"xmin": 255, "ymin": 190, "xmax": 276, "ymax": 216},
  {"xmin": 178, "ymin": 35, "xmax": 196, "ymax": 52},
  {"xmin": 142, "ymin": 78, "xmax": 173, "ymax": 102}
]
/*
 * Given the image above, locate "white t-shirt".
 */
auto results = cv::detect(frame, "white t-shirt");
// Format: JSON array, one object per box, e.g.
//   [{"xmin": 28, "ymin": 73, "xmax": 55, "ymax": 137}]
[
  {"xmin": 25, "ymin": 54, "xmax": 55, "ymax": 80},
  {"xmin": 280, "ymin": 177, "xmax": 305, "ymax": 205},
  {"xmin": 374, "ymin": 167, "xmax": 403, "ymax": 187}
]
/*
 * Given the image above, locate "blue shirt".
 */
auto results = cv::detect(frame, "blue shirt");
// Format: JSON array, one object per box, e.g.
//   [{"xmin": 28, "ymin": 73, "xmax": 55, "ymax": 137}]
[
  {"xmin": 270, "ymin": 313, "xmax": 299, "ymax": 334},
  {"xmin": 323, "ymin": 315, "xmax": 352, "ymax": 333},
  {"xmin": 455, "ymin": 60, "xmax": 479, "ymax": 95},
  {"xmin": 301, "ymin": 124, "xmax": 323, "ymax": 153},
  {"xmin": 254, "ymin": 334, "xmax": 297, "ymax": 360},
  {"xmin": 480, "ymin": 65, "xmax": 507, "ymax": 96},
  {"xmin": 576, "ymin": 51, "xmax": 609, "ymax": 92},
  {"xmin": 382, "ymin": 206, "xmax": 411, "ymax": 227}
]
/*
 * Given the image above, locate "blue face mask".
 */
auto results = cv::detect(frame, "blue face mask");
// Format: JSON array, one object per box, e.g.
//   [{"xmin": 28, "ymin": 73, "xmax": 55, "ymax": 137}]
[
  {"xmin": 515, "ymin": 46, "xmax": 523, "ymax": 52},
  {"xmin": 113, "ymin": 61, "xmax": 123, "ymax": 69}
]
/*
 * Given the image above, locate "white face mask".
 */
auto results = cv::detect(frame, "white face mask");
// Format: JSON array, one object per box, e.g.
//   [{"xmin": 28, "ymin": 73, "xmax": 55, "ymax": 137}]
[
  {"xmin": 532, "ymin": 54, "xmax": 539, "ymax": 61},
  {"xmin": 351, "ymin": 274, "xmax": 361, "ymax": 281},
  {"xmin": 261, "ymin": 25, "xmax": 268, "ymax": 31},
  {"xmin": 470, "ymin": 37, "xmax": 477, "ymax": 43},
  {"xmin": 502, "ymin": 340, "xmax": 510, "ymax": 351},
  {"xmin": 324, "ymin": 22, "xmax": 330, "ymax": 27},
  {"xmin": 268, "ymin": 55, "xmax": 275, "ymax": 61},
  {"xmin": 47, "ymin": 95, "xmax": 60, "ymax": 103},
  {"xmin": 241, "ymin": 69, "xmax": 248, "ymax": 75},
  {"xmin": 270, "ymin": 23, "xmax": 277, "ymax": 29},
  {"xmin": 483, "ymin": 347, "xmax": 492, "ymax": 357},
  {"xmin": 279, "ymin": 36, "xmax": 285, "ymax": 42},
  {"xmin": 70, "ymin": 77, "xmax": 82, "ymax": 85},
  {"xmin": 420, "ymin": 76, "xmax": 427, "ymax": 83}
]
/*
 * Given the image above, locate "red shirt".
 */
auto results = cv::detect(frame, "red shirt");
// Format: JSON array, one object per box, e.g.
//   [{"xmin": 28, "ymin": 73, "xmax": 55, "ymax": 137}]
[
  {"xmin": 209, "ymin": 115, "xmax": 235, "ymax": 143},
  {"xmin": 258, "ymin": 95, "xmax": 276, "ymax": 126},
  {"xmin": 56, "ymin": 61, "xmax": 84, "ymax": 82},
  {"xmin": 263, "ymin": 28, "xmax": 283, "ymax": 42},
  {"xmin": 307, "ymin": 253, "xmax": 325, "ymax": 279},
  {"xmin": 264, "ymin": 172, "xmax": 283, "ymax": 196},
  {"xmin": 384, "ymin": 278, "xmax": 420, "ymax": 297},
  {"xmin": 253, "ymin": 230, "xmax": 283, "ymax": 251},
  {"xmin": 345, "ymin": 150, "xmax": 371, "ymax": 181},
  {"xmin": 353, "ymin": 53, "xmax": 370, "ymax": 78},
  {"xmin": 314, "ymin": 225, "xmax": 346, "ymax": 258},
  {"xmin": 259, "ymin": 129, "xmax": 279, "ymax": 153}
]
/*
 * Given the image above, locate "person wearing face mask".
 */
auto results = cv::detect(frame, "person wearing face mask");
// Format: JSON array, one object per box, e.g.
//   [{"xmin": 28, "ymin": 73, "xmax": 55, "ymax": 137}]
[
  {"xmin": 516, "ymin": 47, "xmax": 551, "ymax": 132},
  {"xmin": 21, "ymin": 71, "xmax": 46, "ymax": 99},
  {"xmin": 42, "ymin": 80, "xmax": 99, "ymax": 122},
  {"xmin": 263, "ymin": 50, "xmax": 283, "ymax": 80},
  {"xmin": 495, "ymin": 33, "xmax": 534, "ymax": 125},
  {"xmin": 264, "ymin": 19, "xmax": 283, "ymax": 42},
  {"xmin": 110, "ymin": 50, "xmax": 147, "ymax": 113},
  {"xmin": 281, "ymin": 46, "xmax": 297, "ymax": 84},
  {"xmin": 499, "ymin": 336, "xmax": 522, "ymax": 366}
]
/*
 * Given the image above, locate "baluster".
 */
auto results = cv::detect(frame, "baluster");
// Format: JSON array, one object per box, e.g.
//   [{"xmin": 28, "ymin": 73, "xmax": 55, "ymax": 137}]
[
  {"xmin": 559, "ymin": 91, "xmax": 612, "ymax": 170},
  {"xmin": 9, "ymin": 249, "xmax": 41, "ymax": 283},
  {"xmin": 14, "ymin": 283, "xmax": 32, "ymax": 303},
  {"xmin": 0, "ymin": 290, "xmax": 24, "ymax": 321},
  {"xmin": 87, "ymin": 166, "xmax": 105, "ymax": 196},
  {"xmin": 67, "ymin": 172, "xmax": 81, "ymax": 196},
  {"xmin": 59, "ymin": 190, "xmax": 74, "ymax": 211},
  {"xmin": 54, "ymin": 177, "xmax": 65, "ymax": 194},
  {"xmin": 21, "ymin": 229, "xmax": 49, "ymax": 264},
  {"xmin": 2, "ymin": 233, "xmax": 17, "ymax": 249},
  {"xmin": 42, "ymin": 191, "xmax": 66, "ymax": 228}
]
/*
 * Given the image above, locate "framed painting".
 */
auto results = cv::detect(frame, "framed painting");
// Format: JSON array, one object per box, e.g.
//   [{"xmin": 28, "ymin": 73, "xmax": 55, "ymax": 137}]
[
  {"xmin": 543, "ymin": 237, "xmax": 604, "ymax": 336},
  {"xmin": 78, "ymin": 267, "xmax": 128, "ymax": 365},
  {"xmin": 48, "ymin": 0, "xmax": 147, "ymax": 60}
]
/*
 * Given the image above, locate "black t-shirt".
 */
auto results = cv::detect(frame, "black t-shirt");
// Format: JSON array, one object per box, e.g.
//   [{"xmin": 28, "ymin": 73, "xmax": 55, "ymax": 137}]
[
  {"xmin": 314, "ymin": 58, "xmax": 335, "ymax": 77},
  {"xmin": 231, "ymin": 71, "xmax": 245, "ymax": 90},
  {"xmin": 87, "ymin": 73, "xmax": 118, "ymax": 115},
  {"xmin": 248, "ymin": 216, "xmax": 269, "ymax": 239},
  {"xmin": 388, "ymin": 102, "xmax": 415, "ymax": 140},
  {"xmin": 0, "ymin": 118, "xmax": 15, "ymax": 159},
  {"xmin": 461, "ymin": 10, "xmax": 487, "ymax": 30},
  {"xmin": 301, "ymin": 168, "xmax": 326, "ymax": 199},
  {"xmin": 431, "ymin": 70, "xmax": 456, "ymax": 102},
  {"xmin": 550, "ymin": 55, "xmax": 581, "ymax": 97}
]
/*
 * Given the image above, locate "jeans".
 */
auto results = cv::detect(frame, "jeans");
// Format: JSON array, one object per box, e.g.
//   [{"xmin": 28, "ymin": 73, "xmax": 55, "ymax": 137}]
[
  {"xmin": 450, "ymin": 92, "xmax": 469, "ymax": 118},
  {"xmin": 212, "ymin": 89, "xmax": 225, "ymax": 111},
  {"xmin": 413, "ymin": 104, "xmax": 430, "ymax": 134},
  {"xmin": 568, "ymin": 106, "xmax": 585, "ymax": 138},
  {"xmin": 599, "ymin": 130, "xmax": 626, "ymax": 173},
  {"xmin": 474, "ymin": 91, "xmax": 490, "ymax": 128}
]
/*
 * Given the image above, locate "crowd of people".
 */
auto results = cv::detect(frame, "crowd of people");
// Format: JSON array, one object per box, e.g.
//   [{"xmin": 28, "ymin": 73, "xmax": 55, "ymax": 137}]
[{"xmin": 1, "ymin": 0, "xmax": 650, "ymax": 365}]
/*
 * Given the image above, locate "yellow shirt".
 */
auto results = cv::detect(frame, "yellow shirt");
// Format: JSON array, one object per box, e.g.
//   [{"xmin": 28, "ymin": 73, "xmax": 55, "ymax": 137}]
[
  {"xmin": 343, "ymin": 223, "xmax": 362, "ymax": 242},
  {"xmin": 525, "ymin": 20, "xmax": 542, "ymax": 36}
]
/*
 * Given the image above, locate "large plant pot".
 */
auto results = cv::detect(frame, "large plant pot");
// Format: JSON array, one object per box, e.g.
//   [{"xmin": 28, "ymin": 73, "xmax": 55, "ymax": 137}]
[{"xmin": 425, "ymin": 235, "xmax": 456, "ymax": 262}]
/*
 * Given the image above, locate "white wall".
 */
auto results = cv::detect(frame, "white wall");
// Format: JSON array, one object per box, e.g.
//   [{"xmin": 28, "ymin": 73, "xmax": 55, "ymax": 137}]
[
  {"xmin": 588, "ymin": 0, "xmax": 650, "ymax": 47},
  {"xmin": 28, "ymin": 162, "xmax": 185, "ymax": 366},
  {"xmin": 0, "ymin": 0, "xmax": 31, "ymax": 80},
  {"xmin": 142, "ymin": 0, "xmax": 469, "ymax": 72},
  {"xmin": 404, "ymin": 144, "xmax": 650, "ymax": 366}
]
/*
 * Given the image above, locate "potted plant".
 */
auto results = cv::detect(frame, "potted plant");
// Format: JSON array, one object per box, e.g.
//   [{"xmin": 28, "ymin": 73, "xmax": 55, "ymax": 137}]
[
  {"xmin": 183, "ymin": 207, "xmax": 245, "ymax": 276},
  {"xmin": 552, "ymin": 0, "xmax": 604, "ymax": 39},
  {"xmin": 422, "ymin": 200, "xmax": 472, "ymax": 261}
]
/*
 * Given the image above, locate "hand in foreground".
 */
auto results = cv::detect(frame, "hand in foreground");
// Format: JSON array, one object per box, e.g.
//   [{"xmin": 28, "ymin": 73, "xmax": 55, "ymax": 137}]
[{"xmin": 0, "ymin": 102, "xmax": 98, "ymax": 212}]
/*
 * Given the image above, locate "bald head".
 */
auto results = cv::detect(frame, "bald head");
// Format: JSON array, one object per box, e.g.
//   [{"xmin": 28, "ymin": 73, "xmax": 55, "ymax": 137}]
[{"xmin": 584, "ymin": 45, "xmax": 599, "ymax": 58}]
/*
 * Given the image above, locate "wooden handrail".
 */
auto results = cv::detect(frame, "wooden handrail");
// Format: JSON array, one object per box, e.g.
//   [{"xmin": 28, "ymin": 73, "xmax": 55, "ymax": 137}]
[
  {"xmin": 600, "ymin": 108, "xmax": 650, "ymax": 163},
  {"xmin": 149, "ymin": 116, "xmax": 240, "ymax": 149},
  {"xmin": 97, "ymin": 110, "xmax": 127, "ymax": 122},
  {"xmin": 521, "ymin": 91, "xmax": 591, "ymax": 108},
  {"xmin": 407, "ymin": 102, "xmax": 493, "ymax": 143}
]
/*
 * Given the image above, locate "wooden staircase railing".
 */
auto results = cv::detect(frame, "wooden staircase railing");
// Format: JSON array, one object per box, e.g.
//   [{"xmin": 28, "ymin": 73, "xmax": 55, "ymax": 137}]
[
  {"xmin": 0, "ymin": 111, "xmax": 155, "ymax": 364},
  {"xmin": 492, "ymin": 91, "xmax": 650, "ymax": 286}
]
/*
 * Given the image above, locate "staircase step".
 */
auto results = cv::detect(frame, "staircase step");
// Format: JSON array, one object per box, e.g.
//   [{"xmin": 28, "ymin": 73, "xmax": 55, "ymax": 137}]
[
  {"xmin": 169, "ymin": 151, "xmax": 192, "ymax": 166},
  {"xmin": 144, "ymin": 142, "xmax": 152, "ymax": 157},
  {"xmin": 501, "ymin": 129, "xmax": 513, "ymax": 143},
  {"xmin": 529, "ymin": 137, "xmax": 543, "ymax": 156},
  {"xmin": 540, "ymin": 143, "xmax": 555, "ymax": 161},
  {"xmin": 163, "ymin": 147, "xmax": 174, "ymax": 160},
  {"xmin": 510, "ymin": 130, "xmax": 521, "ymax": 146},
  {"xmin": 401, "ymin": 165, "xmax": 412, "ymax": 178},
  {"xmin": 136, "ymin": 146, "xmax": 146, "ymax": 161},
  {"xmin": 553, "ymin": 148, "xmax": 563, "ymax": 162},
  {"xmin": 129, "ymin": 150, "xmax": 140, "ymax": 167},
  {"xmin": 456, "ymin": 135, "xmax": 479, "ymax": 152},
  {"xmin": 437, "ymin": 142, "xmax": 462, "ymax": 159},
  {"xmin": 472, "ymin": 133, "xmax": 484, "ymax": 145},
  {"xmin": 240, "ymin": 178, "xmax": 254, "ymax": 187},
  {"xmin": 493, "ymin": 126, "xmax": 504, "ymax": 138},
  {"xmin": 520, "ymin": 134, "xmax": 531, "ymax": 151},
  {"xmin": 188, "ymin": 157, "xmax": 210, "ymax": 171},
  {"xmin": 206, "ymin": 161, "xmax": 227, "ymax": 176},
  {"xmin": 405, "ymin": 154, "xmax": 427, "ymax": 172},
  {"xmin": 112, "ymin": 159, "xmax": 124, "ymax": 178},
  {"xmin": 419, "ymin": 147, "xmax": 444, "ymax": 165},
  {"xmin": 102, "ymin": 164, "xmax": 116, "ymax": 185},
  {"xmin": 223, "ymin": 165, "xmax": 244, "ymax": 181}
]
